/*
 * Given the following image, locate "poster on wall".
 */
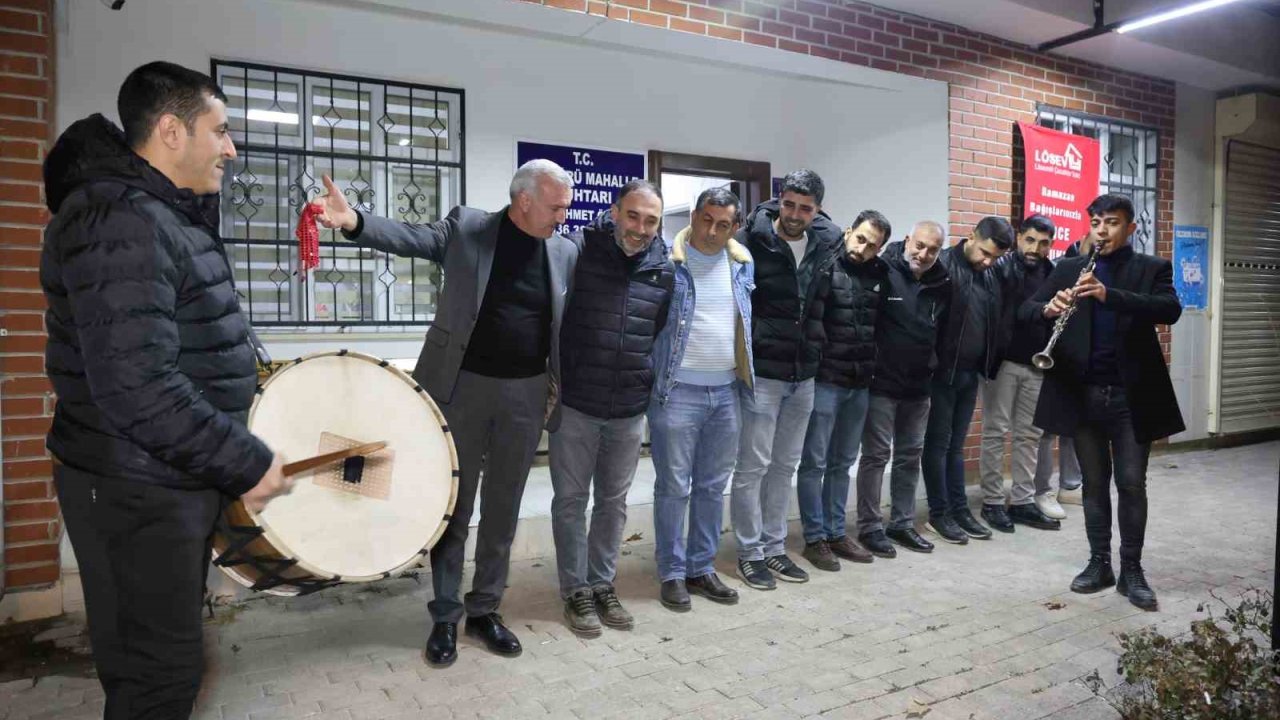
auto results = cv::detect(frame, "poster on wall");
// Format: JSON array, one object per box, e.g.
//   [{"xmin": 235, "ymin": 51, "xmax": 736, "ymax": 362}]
[
  {"xmin": 515, "ymin": 141, "xmax": 645, "ymax": 238},
  {"xmin": 1173, "ymin": 225, "xmax": 1209, "ymax": 310},
  {"xmin": 1018, "ymin": 121, "xmax": 1101, "ymax": 253}
]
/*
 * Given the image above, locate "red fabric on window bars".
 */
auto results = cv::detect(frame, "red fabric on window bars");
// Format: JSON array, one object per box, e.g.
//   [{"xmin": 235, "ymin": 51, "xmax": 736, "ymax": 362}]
[{"xmin": 296, "ymin": 203, "xmax": 322, "ymax": 276}]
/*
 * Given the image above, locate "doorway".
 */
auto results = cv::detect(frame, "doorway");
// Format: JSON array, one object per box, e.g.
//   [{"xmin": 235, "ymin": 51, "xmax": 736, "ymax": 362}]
[{"xmin": 649, "ymin": 150, "xmax": 771, "ymax": 243}]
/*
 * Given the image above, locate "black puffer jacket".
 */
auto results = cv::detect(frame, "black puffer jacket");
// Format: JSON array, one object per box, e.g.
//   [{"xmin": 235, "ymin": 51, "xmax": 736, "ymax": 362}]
[
  {"xmin": 737, "ymin": 199, "xmax": 839, "ymax": 382},
  {"xmin": 870, "ymin": 241, "xmax": 951, "ymax": 399},
  {"xmin": 814, "ymin": 252, "xmax": 889, "ymax": 389},
  {"xmin": 936, "ymin": 240, "xmax": 1006, "ymax": 382},
  {"xmin": 41, "ymin": 114, "xmax": 271, "ymax": 495},
  {"xmin": 559, "ymin": 212, "xmax": 674, "ymax": 419}
]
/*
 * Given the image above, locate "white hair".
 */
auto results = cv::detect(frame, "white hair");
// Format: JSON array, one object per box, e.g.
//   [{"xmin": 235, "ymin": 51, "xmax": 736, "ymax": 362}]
[
  {"xmin": 910, "ymin": 220, "xmax": 945, "ymax": 241},
  {"xmin": 509, "ymin": 159, "xmax": 574, "ymax": 200}
]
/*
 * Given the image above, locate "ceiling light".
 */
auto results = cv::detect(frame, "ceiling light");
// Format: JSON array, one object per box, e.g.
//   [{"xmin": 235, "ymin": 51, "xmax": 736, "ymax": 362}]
[{"xmin": 1115, "ymin": 0, "xmax": 1244, "ymax": 34}]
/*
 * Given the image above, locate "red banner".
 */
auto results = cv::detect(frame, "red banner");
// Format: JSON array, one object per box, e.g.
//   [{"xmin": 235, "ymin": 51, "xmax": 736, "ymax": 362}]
[{"xmin": 1019, "ymin": 121, "xmax": 1100, "ymax": 252}]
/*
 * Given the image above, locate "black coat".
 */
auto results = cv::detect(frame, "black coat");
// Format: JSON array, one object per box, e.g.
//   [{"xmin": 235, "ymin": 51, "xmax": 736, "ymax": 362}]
[
  {"xmin": 870, "ymin": 242, "xmax": 951, "ymax": 399},
  {"xmin": 995, "ymin": 251, "xmax": 1054, "ymax": 366},
  {"xmin": 559, "ymin": 212, "xmax": 674, "ymax": 419},
  {"xmin": 1028, "ymin": 249, "xmax": 1185, "ymax": 443},
  {"xmin": 737, "ymin": 199, "xmax": 839, "ymax": 382},
  {"xmin": 41, "ymin": 114, "xmax": 272, "ymax": 494},
  {"xmin": 814, "ymin": 252, "xmax": 889, "ymax": 389},
  {"xmin": 936, "ymin": 240, "xmax": 1006, "ymax": 382}
]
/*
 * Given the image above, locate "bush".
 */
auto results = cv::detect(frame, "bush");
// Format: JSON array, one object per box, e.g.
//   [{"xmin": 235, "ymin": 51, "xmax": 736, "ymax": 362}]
[{"xmin": 1111, "ymin": 589, "xmax": 1280, "ymax": 719}]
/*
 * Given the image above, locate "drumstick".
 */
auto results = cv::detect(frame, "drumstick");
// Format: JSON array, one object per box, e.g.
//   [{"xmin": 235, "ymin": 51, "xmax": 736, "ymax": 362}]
[{"xmin": 282, "ymin": 441, "xmax": 388, "ymax": 477}]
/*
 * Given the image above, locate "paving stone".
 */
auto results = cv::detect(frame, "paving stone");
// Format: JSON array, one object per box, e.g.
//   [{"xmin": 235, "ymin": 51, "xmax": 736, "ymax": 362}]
[{"xmin": 2, "ymin": 442, "xmax": 1272, "ymax": 720}]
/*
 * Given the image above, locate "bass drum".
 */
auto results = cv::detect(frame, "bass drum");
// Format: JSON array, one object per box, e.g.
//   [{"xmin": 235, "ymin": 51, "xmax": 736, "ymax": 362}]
[{"xmin": 212, "ymin": 350, "xmax": 458, "ymax": 596}]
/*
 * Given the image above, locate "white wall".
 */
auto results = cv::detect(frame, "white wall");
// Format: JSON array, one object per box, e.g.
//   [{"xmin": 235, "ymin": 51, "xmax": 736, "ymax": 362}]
[
  {"xmin": 54, "ymin": 0, "xmax": 948, "ymax": 359},
  {"xmin": 1169, "ymin": 83, "xmax": 1216, "ymax": 443}
]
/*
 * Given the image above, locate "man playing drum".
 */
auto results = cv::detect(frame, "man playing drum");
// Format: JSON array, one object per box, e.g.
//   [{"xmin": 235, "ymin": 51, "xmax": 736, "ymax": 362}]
[
  {"xmin": 312, "ymin": 160, "xmax": 579, "ymax": 667},
  {"xmin": 41, "ymin": 62, "xmax": 290, "ymax": 719}
]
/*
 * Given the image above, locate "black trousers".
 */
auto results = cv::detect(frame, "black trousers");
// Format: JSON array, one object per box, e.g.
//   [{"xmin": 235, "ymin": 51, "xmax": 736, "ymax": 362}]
[
  {"xmin": 1072, "ymin": 385, "xmax": 1151, "ymax": 563},
  {"xmin": 55, "ymin": 464, "xmax": 221, "ymax": 720}
]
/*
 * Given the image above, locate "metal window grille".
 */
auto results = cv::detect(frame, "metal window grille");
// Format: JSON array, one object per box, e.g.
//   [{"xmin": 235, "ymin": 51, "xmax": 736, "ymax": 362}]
[
  {"xmin": 1036, "ymin": 105, "xmax": 1159, "ymax": 255},
  {"xmin": 212, "ymin": 60, "xmax": 465, "ymax": 328}
]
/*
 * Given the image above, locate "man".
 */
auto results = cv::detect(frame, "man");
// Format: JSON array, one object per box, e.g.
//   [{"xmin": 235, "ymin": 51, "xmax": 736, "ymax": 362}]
[
  {"xmin": 796, "ymin": 210, "xmax": 891, "ymax": 572},
  {"xmin": 649, "ymin": 187, "xmax": 754, "ymax": 611},
  {"xmin": 731, "ymin": 169, "xmax": 838, "ymax": 589},
  {"xmin": 1035, "ymin": 232, "xmax": 1090, "ymax": 496},
  {"xmin": 552, "ymin": 180, "xmax": 673, "ymax": 637},
  {"xmin": 1030, "ymin": 193, "xmax": 1183, "ymax": 611},
  {"xmin": 42, "ymin": 61, "xmax": 289, "ymax": 718},
  {"xmin": 979, "ymin": 214, "xmax": 1063, "ymax": 533},
  {"xmin": 312, "ymin": 159, "xmax": 579, "ymax": 665},
  {"xmin": 920, "ymin": 217, "xmax": 1014, "ymax": 545},
  {"xmin": 855, "ymin": 222, "xmax": 951, "ymax": 557}
]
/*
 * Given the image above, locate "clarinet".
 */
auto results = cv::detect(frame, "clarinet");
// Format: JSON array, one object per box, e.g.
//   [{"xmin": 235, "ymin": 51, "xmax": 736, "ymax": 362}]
[{"xmin": 1031, "ymin": 241, "xmax": 1102, "ymax": 371}]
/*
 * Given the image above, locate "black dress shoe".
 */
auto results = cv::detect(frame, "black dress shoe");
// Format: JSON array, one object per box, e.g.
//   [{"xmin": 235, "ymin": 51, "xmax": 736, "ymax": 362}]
[
  {"xmin": 925, "ymin": 515, "xmax": 969, "ymax": 544},
  {"xmin": 686, "ymin": 573, "xmax": 738, "ymax": 604},
  {"xmin": 425, "ymin": 622, "xmax": 457, "ymax": 667},
  {"xmin": 1008, "ymin": 503, "xmax": 1062, "ymax": 531},
  {"xmin": 885, "ymin": 527, "xmax": 934, "ymax": 553},
  {"xmin": 1070, "ymin": 553, "xmax": 1116, "ymax": 594},
  {"xmin": 660, "ymin": 579, "xmax": 692, "ymax": 612},
  {"xmin": 952, "ymin": 509, "xmax": 993, "ymax": 540},
  {"xmin": 1117, "ymin": 560, "xmax": 1158, "ymax": 611},
  {"xmin": 464, "ymin": 613, "xmax": 522, "ymax": 657},
  {"xmin": 981, "ymin": 504, "xmax": 1015, "ymax": 533},
  {"xmin": 858, "ymin": 530, "xmax": 897, "ymax": 559}
]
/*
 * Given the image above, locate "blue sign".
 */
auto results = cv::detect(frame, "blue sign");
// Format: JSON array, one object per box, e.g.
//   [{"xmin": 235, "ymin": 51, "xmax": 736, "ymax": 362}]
[
  {"xmin": 1173, "ymin": 224, "xmax": 1209, "ymax": 310},
  {"xmin": 516, "ymin": 141, "xmax": 645, "ymax": 238}
]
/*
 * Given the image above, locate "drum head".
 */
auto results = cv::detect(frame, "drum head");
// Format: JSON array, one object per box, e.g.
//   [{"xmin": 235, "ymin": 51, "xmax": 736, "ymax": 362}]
[{"xmin": 247, "ymin": 351, "xmax": 457, "ymax": 582}]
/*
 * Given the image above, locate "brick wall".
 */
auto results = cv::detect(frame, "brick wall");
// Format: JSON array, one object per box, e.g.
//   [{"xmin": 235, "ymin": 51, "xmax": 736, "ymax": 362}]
[
  {"xmin": 516, "ymin": 0, "xmax": 1177, "ymax": 469},
  {"xmin": 0, "ymin": 0, "xmax": 56, "ymax": 591}
]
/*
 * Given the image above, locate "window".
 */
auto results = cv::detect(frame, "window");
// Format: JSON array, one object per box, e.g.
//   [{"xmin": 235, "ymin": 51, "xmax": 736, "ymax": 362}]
[
  {"xmin": 213, "ymin": 61, "xmax": 465, "ymax": 328},
  {"xmin": 1037, "ymin": 106, "xmax": 1159, "ymax": 256}
]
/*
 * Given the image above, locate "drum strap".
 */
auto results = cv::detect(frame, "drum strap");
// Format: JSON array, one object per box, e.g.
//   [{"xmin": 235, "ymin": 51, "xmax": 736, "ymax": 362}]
[{"xmin": 213, "ymin": 513, "xmax": 343, "ymax": 595}]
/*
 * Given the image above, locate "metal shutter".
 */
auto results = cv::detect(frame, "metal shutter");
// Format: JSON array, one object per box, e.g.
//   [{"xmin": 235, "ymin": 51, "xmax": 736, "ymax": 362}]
[{"xmin": 1218, "ymin": 140, "xmax": 1280, "ymax": 433}]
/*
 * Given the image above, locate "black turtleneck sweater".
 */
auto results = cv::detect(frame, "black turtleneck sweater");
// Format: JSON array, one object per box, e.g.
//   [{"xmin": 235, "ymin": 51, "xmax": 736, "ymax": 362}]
[
  {"xmin": 1087, "ymin": 244, "xmax": 1134, "ymax": 386},
  {"xmin": 461, "ymin": 213, "xmax": 552, "ymax": 378}
]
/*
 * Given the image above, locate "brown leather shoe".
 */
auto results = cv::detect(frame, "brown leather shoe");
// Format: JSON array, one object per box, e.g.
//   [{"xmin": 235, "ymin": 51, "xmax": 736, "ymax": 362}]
[{"xmin": 827, "ymin": 535, "xmax": 873, "ymax": 563}]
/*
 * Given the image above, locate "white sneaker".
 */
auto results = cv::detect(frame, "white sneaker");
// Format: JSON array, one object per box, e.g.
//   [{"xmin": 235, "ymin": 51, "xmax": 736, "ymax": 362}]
[{"xmin": 1035, "ymin": 492, "xmax": 1067, "ymax": 519}]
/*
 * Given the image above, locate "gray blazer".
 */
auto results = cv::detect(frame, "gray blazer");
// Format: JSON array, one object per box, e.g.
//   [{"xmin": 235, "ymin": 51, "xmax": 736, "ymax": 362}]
[{"xmin": 348, "ymin": 206, "xmax": 579, "ymax": 429}]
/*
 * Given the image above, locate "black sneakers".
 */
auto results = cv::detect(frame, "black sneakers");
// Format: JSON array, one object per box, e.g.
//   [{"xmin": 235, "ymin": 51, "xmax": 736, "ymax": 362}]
[
  {"xmin": 765, "ymin": 554, "xmax": 810, "ymax": 583},
  {"xmin": 1070, "ymin": 553, "xmax": 1117, "ymax": 594},
  {"xmin": 737, "ymin": 558, "xmax": 776, "ymax": 590},
  {"xmin": 1117, "ymin": 560, "xmax": 1158, "ymax": 611},
  {"xmin": 926, "ymin": 515, "xmax": 969, "ymax": 544},
  {"xmin": 885, "ymin": 527, "xmax": 935, "ymax": 553},
  {"xmin": 952, "ymin": 509, "xmax": 993, "ymax": 540}
]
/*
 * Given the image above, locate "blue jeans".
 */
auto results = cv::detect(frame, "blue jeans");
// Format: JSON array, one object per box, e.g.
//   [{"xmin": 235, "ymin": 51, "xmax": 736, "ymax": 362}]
[
  {"xmin": 649, "ymin": 382, "xmax": 741, "ymax": 582},
  {"xmin": 1036, "ymin": 434, "xmax": 1082, "ymax": 490},
  {"xmin": 922, "ymin": 369, "xmax": 981, "ymax": 519},
  {"xmin": 797, "ymin": 384, "xmax": 870, "ymax": 543},
  {"xmin": 731, "ymin": 377, "xmax": 815, "ymax": 560},
  {"xmin": 1074, "ymin": 385, "xmax": 1151, "ymax": 563}
]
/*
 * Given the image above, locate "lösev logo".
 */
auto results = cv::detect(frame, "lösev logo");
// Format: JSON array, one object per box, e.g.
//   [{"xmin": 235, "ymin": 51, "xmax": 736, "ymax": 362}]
[{"xmin": 1034, "ymin": 143, "xmax": 1084, "ymax": 173}]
